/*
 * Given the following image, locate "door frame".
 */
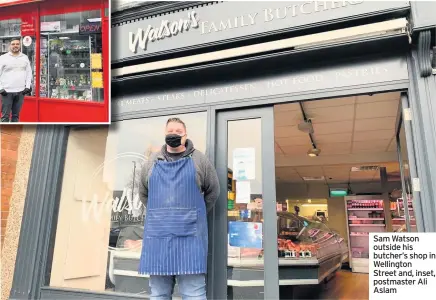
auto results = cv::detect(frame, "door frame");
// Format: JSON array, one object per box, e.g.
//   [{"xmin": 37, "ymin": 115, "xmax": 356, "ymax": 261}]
[
  {"xmin": 395, "ymin": 93, "xmax": 425, "ymax": 231},
  {"xmin": 211, "ymin": 107, "xmax": 279, "ymax": 300}
]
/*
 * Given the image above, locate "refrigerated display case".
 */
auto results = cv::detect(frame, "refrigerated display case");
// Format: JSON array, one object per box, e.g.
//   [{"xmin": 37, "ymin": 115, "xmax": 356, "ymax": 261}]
[
  {"xmin": 105, "ymin": 208, "xmax": 348, "ymax": 295},
  {"xmin": 391, "ymin": 197, "xmax": 417, "ymax": 232},
  {"xmin": 345, "ymin": 196, "xmax": 387, "ymax": 274},
  {"xmin": 227, "ymin": 211, "xmax": 348, "ymax": 287}
]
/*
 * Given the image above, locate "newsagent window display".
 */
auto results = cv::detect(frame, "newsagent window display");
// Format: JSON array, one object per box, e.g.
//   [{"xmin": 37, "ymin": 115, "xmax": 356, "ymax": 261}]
[
  {"xmin": 48, "ymin": 112, "xmax": 207, "ymax": 294},
  {"xmin": 39, "ymin": 10, "xmax": 104, "ymax": 101},
  {"xmin": 0, "ymin": 19, "xmax": 36, "ymax": 96}
]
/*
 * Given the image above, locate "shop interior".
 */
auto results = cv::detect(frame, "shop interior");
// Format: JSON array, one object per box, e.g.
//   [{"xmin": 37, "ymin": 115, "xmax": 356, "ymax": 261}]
[
  {"xmin": 270, "ymin": 91, "xmax": 413, "ymax": 299},
  {"xmin": 39, "ymin": 11, "xmax": 104, "ymax": 101},
  {"xmin": 104, "ymin": 91, "xmax": 414, "ymax": 299},
  {"xmin": 223, "ymin": 91, "xmax": 415, "ymax": 299}
]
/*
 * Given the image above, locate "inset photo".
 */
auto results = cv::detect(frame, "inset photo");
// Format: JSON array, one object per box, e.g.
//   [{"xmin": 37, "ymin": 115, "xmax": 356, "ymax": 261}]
[{"xmin": 0, "ymin": 0, "xmax": 110, "ymax": 124}]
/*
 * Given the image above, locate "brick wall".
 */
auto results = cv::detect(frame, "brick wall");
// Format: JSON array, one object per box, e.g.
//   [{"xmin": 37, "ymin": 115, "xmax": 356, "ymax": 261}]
[{"xmin": 1, "ymin": 126, "xmax": 22, "ymax": 246}]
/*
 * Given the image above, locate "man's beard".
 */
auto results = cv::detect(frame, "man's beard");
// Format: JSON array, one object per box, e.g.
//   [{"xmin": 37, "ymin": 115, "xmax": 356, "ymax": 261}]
[{"xmin": 11, "ymin": 47, "xmax": 20, "ymax": 53}]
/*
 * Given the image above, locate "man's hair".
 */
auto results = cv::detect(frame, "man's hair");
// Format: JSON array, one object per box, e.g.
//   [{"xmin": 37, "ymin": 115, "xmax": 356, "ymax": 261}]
[
  {"xmin": 10, "ymin": 37, "xmax": 21, "ymax": 43},
  {"xmin": 166, "ymin": 117, "xmax": 186, "ymax": 130}
]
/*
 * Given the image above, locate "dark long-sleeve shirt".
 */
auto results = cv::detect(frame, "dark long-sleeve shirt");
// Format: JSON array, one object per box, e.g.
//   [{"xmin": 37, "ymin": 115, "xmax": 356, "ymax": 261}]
[{"xmin": 139, "ymin": 139, "xmax": 220, "ymax": 212}]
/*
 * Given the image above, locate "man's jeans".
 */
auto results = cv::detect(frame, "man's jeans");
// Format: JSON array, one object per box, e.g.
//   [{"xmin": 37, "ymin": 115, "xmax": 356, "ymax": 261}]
[
  {"xmin": 1, "ymin": 92, "xmax": 24, "ymax": 122},
  {"xmin": 149, "ymin": 274, "xmax": 206, "ymax": 300}
]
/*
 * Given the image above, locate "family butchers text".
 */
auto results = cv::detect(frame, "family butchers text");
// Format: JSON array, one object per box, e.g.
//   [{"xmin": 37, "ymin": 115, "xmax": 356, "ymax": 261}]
[{"xmin": 129, "ymin": 0, "xmax": 364, "ymax": 53}]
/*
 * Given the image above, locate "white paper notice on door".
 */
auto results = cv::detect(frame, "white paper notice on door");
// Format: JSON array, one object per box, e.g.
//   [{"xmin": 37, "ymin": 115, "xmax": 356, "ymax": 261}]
[
  {"xmin": 236, "ymin": 181, "xmax": 251, "ymax": 204},
  {"xmin": 233, "ymin": 148, "xmax": 255, "ymax": 181}
]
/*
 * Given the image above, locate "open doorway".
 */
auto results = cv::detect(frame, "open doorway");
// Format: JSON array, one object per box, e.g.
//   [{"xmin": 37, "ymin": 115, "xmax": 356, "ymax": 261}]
[{"xmin": 273, "ymin": 92, "xmax": 416, "ymax": 299}]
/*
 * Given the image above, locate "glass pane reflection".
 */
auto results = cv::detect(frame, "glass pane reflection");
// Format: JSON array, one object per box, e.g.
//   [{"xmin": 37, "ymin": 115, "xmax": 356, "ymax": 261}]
[
  {"xmin": 48, "ymin": 112, "xmax": 207, "ymax": 296},
  {"xmin": 227, "ymin": 118, "xmax": 264, "ymax": 299}
]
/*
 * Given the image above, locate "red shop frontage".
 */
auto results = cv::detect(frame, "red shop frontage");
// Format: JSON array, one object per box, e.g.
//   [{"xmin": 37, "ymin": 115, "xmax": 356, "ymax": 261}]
[{"xmin": 0, "ymin": 0, "xmax": 109, "ymax": 123}]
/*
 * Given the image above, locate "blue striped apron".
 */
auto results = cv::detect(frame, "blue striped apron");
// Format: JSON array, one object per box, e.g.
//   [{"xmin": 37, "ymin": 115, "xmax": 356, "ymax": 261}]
[{"xmin": 138, "ymin": 156, "xmax": 208, "ymax": 275}]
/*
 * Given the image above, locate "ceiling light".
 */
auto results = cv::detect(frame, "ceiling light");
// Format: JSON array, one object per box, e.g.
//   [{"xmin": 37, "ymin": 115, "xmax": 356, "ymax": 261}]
[
  {"xmin": 298, "ymin": 120, "xmax": 314, "ymax": 134},
  {"xmin": 302, "ymin": 204, "xmax": 328, "ymax": 207},
  {"xmin": 87, "ymin": 18, "xmax": 102, "ymax": 22},
  {"xmin": 302, "ymin": 176, "xmax": 325, "ymax": 181},
  {"xmin": 330, "ymin": 188, "xmax": 349, "ymax": 197},
  {"xmin": 308, "ymin": 199, "xmax": 312, "ymax": 203},
  {"xmin": 59, "ymin": 37, "xmax": 70, "ymax": 40},
  {"xmin": 351, "ymin": 166, "xmax": 379, "ymax": 172},
  {"xmin": 307, "ymin": 148, "xmax": 321, "ymax": 157}
]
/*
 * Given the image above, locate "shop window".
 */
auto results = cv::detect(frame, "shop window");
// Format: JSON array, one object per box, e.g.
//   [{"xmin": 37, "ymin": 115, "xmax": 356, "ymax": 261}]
[
  {"xmin": 40, "ymin": 10, "xmax": 104, "ymax": 101},
  {"xmin": 48, "ymin": 112, "xmax": 207, "ymax": 295},
  {"xmin": 0, "ymin": 19, "xmax": 36, "ymax": 96}
]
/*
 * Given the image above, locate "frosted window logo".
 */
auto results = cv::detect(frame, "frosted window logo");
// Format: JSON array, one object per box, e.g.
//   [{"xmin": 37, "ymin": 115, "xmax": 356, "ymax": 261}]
[
  {"xmin": 81, "ymin": 152, "xmax": 147, "ymax": 222},
  {"xmin": 129, "ymin": 11, "xmax": 199, "ymax": 53}
]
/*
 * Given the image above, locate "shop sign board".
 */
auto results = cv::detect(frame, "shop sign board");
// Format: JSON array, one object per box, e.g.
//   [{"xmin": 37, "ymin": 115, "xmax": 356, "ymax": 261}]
[
  {"xmin": 112, "ymin": 1, "xmax": 410, "ymax": 61},
  {"xmin": 113, "ymin": 55, "xmax": 409, "ymax": 114},
  {"xmin": 41, "ymin": 21, "xmax": 60, "ymax": 32},
  {"xmin": 21, "ymin": 15, "xmax": 35, "ymax": 36}
]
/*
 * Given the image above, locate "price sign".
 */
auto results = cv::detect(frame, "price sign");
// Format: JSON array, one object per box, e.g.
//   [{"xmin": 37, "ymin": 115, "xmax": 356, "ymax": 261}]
[
  {"xmin": 91, "ymin": 72, "xmax": 103, "ymax": 88},
  {"xmin": 91, "ymin": 53, "xmax": 102, "ymax": 69}
]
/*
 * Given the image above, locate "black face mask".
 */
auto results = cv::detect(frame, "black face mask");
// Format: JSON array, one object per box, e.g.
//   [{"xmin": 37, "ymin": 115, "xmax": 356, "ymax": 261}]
[{"xmin": 165, "ymin": 134, "xmax": 184, "ymax": 148}]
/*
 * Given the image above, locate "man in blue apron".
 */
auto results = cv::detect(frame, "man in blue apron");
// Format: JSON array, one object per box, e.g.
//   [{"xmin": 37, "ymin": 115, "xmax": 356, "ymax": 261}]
[{"xmin": 138, "ymin": 117, "xmax": 220, "ymax": 300}]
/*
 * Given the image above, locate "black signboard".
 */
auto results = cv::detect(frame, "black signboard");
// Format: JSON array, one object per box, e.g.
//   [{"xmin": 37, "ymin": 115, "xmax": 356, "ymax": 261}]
[{"xmin": 79, "ymin": 22, "xmax": 102, "ymax": 35}]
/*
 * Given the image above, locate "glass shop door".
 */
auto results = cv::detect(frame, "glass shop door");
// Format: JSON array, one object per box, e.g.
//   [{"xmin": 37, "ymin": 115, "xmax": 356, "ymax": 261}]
[{"xmin": 211, "ymin": 107, "xmax": 279, "ymax": 300}]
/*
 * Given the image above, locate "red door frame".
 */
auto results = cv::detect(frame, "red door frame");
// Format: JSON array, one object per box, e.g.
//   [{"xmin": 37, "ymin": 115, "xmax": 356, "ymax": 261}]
[
  {"xmin": 0, "ymin": 0, "xmax": 109, "ymax": 123},
  {"xmin": 102, "ymin": 1, "xmax": 109, "ymax": 121}
]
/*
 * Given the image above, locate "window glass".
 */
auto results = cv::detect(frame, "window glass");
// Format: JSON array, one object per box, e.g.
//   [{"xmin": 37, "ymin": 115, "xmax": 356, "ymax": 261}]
[
  {"xmin": 0, "ymin": 19, "xmax": 21, "ymax": 42},
  {"xmin": 40, "ymin": 10, "xmax": 104, "ymax": 101},
  {"xmin": 0, "ymin": 19, "xmax": 36, "ymax": 96},
  {"xmin": 48, "ymin": 112, "xmax": 207, "ymax": 296},
  {"xmin": 226, "ymin": 118, "xmax": 265, "ymax": 297}
]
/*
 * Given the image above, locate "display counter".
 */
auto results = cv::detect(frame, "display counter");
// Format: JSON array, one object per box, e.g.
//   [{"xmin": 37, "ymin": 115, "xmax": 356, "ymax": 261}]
[
  {"xmin": 226, "ymin": 211, "xmax": 348, "ymax": 289},
  {"xmin": 106, "ymin": 211, "xmax": 348, "ymax": 295}
]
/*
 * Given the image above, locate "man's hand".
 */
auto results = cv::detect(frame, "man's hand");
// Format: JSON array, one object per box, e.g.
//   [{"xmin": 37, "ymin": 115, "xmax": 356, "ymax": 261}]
[
  {"xmin": 22, "ymin": 88, "xmax": 31, "ymax": 95},
  {"xmin": 0, "ymin": 89, "xmax": 7, "ymax": 96}
]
